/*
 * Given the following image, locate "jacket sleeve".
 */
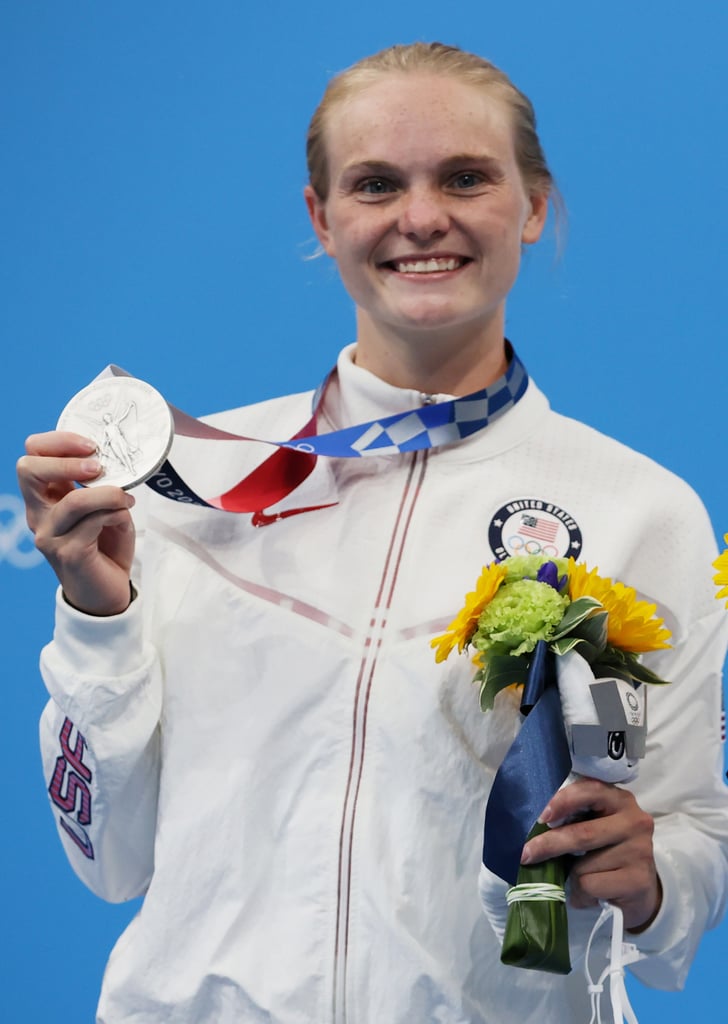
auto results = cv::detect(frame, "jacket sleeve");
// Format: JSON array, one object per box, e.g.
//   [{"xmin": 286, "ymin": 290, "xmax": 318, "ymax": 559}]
[
  {"xmin": 39, "ymin": 585, "xmax": 163, "ymax": 903},
  {"xmin": 549, "ymin": 479, "xmax": 728, "ymax": 992},
  {"xmin": 555, "ymin": 608, "xmax": 728, "ymax": 994},
  {"xmin": 624, "ymin": 603, "xmax": 728, "ymax": 989}
]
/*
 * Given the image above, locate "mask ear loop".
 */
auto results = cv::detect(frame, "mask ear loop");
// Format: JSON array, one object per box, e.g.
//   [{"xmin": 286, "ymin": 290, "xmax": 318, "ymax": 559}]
[{"xmin": 585, "ymin": 901, "xmax": 645, "ymax": 1024}]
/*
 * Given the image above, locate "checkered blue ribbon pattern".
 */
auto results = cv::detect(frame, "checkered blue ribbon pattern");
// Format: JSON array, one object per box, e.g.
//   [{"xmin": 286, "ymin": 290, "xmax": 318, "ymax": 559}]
[
  {"xmin": 123, "ymin": 350, "xmax": 529, "ymax": 517},
  {"xmin": 288, "ymin": 354, "xmax": 528, "ymax": 458}
]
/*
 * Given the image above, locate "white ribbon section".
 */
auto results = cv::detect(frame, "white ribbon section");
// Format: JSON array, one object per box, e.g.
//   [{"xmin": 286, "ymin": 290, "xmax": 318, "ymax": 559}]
[
  {"xmin": 585, "ymin": 901, "xmax": 645, "ymax": 1024},
  {"xmin": 505, "ymin": 882, "xmax": 566, "ymax": 905},
  {"xmin": 477, "ymin": 862, "xmax": 510, "ymax": 942}
]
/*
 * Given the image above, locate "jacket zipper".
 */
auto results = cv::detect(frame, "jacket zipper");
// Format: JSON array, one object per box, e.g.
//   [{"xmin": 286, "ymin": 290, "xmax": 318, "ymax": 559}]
[{"xmin": 331, "ymin": 449, "xmax": 429, "ymax": 1023}]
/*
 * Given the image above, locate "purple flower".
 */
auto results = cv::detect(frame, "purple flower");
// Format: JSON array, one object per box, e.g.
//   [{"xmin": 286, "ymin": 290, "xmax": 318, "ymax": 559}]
[{"xmin": 537, "ymin": 561, "xmax": 567, "ymax": 592}]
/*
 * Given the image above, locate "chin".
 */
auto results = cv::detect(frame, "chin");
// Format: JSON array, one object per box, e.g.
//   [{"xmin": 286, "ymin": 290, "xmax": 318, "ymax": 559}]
[
  {"xmin": 390, "ymin": 305, "xmax": 484, "ymax": 334},
  {"xmin": 389, "ymin": 298, "xmax": 465, "ymax": 323}
]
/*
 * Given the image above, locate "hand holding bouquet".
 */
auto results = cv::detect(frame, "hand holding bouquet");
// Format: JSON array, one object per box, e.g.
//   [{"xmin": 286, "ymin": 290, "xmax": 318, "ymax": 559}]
[{"xmin": 432, "ymin": 554, "xmax": 671, "ymax": 975}]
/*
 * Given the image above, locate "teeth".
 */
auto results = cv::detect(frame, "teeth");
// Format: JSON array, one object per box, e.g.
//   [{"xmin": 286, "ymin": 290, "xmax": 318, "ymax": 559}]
[{"xmin": 394, "ymin": 257, "xmax": 462, "ymax": 273}]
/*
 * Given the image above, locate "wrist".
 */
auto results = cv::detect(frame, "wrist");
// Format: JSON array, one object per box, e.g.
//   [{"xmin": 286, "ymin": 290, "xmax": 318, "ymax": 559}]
[
  {"xmin": 626, "ymin": 873, "xmax": 663, "ymax": 935},
  {"xmin": 61, "ymin": 581, "xmax": 136, "ymax": 617}
]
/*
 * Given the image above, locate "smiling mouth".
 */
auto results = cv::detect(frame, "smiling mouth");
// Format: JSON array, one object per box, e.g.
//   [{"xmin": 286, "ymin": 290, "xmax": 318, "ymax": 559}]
[{"xmin": 383, "ymin": 256, "xmax": 472, "ymax": 274}]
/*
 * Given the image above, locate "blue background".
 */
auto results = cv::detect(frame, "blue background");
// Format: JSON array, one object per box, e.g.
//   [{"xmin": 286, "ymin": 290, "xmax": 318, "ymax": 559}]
[{"xmin": 3, "ymin": 2, "xmax": 727, "ymax": 1020}]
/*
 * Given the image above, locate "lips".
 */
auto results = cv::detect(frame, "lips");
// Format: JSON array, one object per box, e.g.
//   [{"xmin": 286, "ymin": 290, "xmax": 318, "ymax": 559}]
[{"xmin": 382, "ymin": 256, "xmax": 472, "ymax": 274}]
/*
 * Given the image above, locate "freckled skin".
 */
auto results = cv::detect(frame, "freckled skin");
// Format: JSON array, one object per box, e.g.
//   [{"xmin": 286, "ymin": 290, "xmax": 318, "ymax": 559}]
[{"xmin": 305, "ymin": 73, "xmax": 548, "ymax": 396}]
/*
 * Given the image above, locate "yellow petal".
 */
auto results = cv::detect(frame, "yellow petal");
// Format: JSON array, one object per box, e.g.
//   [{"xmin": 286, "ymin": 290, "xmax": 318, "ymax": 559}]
[
  {"xmin": 567, "ymin": 558, "xmax": 671, "ymax": 652},
  {"xmin": 431, "ymin": 561, "xmax": 507, "ymax": 662},
  {"xmin": 713, "ymin": 538, "xmax": 728, "ymax": 606}
]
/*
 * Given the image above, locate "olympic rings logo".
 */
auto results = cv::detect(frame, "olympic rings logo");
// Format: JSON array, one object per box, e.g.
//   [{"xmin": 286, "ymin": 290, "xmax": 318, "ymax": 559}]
[
  {"xmin": 0, "ymin": 494, "xmax": 43, "ymax": 569},
  {"xmin": 507, "ymin": 535, "xmax": 559, "ymax": 558}
]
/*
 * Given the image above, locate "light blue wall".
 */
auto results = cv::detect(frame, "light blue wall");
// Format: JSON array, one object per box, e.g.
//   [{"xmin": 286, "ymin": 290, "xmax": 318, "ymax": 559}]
[{"xmin": 3, "ymin": 3, "xmax": 726, "ymax": 1020}]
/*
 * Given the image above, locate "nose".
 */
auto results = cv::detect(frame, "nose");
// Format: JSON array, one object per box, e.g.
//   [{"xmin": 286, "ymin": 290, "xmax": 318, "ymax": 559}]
[{"xmin": 397, "ymin": 186, "xmax": 450, "ymax": 242}]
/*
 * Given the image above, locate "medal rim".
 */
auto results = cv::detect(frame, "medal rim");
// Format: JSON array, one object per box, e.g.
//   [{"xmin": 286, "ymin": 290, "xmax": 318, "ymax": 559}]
[{"xmin": 57, "ymin": 376, "xmax": 174, "ymax": 491}]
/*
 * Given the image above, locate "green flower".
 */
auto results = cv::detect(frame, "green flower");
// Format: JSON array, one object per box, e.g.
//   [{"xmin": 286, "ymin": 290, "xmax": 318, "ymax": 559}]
[
  {"xmin": 472, "ymin": 578, "xmax": 570, "ymax": 658},
  {"xmin": 503, "ymin": 554, "xmax": 569, "ymax": 585}
]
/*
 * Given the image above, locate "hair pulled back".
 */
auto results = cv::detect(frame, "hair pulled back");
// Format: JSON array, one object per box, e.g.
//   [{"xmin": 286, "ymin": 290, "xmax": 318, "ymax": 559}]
[{"xmin": 306, "ymin": 42, "xmax": 555, "ymax": 204}]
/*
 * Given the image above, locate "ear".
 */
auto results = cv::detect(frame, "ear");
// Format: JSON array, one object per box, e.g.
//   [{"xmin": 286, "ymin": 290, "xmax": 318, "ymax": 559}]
[
  {"xmin": 521, "ymin": 191, "xmax": 549, "ymax": 245},
  {"xmin": 304, "ymin": 185, "xmax": 336, "ymax": 257}
]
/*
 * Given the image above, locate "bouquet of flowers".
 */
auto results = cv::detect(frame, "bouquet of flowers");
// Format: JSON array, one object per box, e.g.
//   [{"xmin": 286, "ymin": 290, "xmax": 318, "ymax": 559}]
[{"xmin": 432, "ymin": 554, "xmax": 671, "ymax": 975}]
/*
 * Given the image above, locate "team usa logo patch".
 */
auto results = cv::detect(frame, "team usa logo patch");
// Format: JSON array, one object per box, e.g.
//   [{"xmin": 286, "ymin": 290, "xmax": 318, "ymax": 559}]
[
  {"xmin": 48, "ymin": 717, "xmax": 95, "ymax": 860},
  {"xmin": 488, "ymin": 498, "xmax": 583, "ymax": 562}
]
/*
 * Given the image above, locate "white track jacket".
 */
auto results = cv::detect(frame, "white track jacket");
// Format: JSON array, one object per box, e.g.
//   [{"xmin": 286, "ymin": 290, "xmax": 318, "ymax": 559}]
[{"xmin": 39, "ymin": 347, "xmax": 728, "ymax": 1023}]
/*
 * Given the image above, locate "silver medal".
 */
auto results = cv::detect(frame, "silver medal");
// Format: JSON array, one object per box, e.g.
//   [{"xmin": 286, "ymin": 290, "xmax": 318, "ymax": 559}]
[{"xmin": 57, "ymin": 376, "xmax": 174, "ymax": 490}]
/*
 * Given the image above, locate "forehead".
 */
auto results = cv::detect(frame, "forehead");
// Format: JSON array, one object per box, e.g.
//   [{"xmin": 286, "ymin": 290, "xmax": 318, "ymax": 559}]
[{"xmin": 325, "ymin": 73, "xmax": 517, "ymax": 173}]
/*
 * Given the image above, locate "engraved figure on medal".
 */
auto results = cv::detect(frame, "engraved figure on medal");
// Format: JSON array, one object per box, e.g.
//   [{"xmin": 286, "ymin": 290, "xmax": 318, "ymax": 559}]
[
  {"xmin": 57, "ymin": 377, "xmax": 174, "ymax": 490},
  {"xmin": 99, "ymin": 403, "xmax": 139, "ymax": 475}
]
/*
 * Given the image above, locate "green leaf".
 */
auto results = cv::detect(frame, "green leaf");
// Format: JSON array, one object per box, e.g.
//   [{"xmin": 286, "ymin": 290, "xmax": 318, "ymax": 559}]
[
  {"xmin": 473, "ymin": 663, "xmax": 487, "ymax": 686},
  {"xmin": 628, "ymin": 662, "xmax": 671, "ymax": 686},
  {"xmin": 569, "ymin": 610, "xmax": 609, "ymax": 652},
  {"xmin": 591, "ymin": 646, "xmax": 670, "ymax": 686},
  {"xmin": 550, "ymin": 636, "xmax": 583, "ymax": 657},
  {"xmin": 552, "ymin": 637, "xmax": 603, "ymax": 664},
  {"xmin": 590, "ymin": 660, "xmax": 633, "ymax": 685},
  {"xmin": 551, "ymin": 596, "xmax": 603, "ymax": 639},
  {"xmin": 500, "ymin": 823, "xmax": 572, "ymax": 975},
  {"xmin": 479, "ymin": 654, "xmax": 530, "ymax": 711}
]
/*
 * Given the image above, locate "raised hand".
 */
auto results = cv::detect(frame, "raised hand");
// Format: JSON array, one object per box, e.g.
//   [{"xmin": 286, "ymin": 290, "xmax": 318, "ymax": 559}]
[{"xmin": 17, "ymin": 430, "xmax": 137, "ymax": 616}]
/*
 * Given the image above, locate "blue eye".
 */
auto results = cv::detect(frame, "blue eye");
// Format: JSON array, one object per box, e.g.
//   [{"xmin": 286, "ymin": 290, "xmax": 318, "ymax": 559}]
[
  {"xmin": 452, "ymin": 172, "xmax": 481, "ymax": 189},
  {"xmin": 359, "ymin": 178, "xmax": 395, "ymax": 194}
]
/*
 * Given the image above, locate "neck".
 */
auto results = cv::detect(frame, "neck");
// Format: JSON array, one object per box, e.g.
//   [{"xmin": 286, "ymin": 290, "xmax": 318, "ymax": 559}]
[{"xmin": 352, "ymin": 313, "xmax": 509, "ymax": 396}]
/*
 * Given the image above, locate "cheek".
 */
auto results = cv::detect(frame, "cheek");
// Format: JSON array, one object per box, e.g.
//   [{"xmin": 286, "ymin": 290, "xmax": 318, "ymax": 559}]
[
  {"xmin": 499, "ymin": 209, "xmax": 532, "ymax": 261},
  {"xmin": 486, "ymin": 221, "xmax": 524, "ymax": 270},
  {"xmin": 490, "ymin": 193, "xmax": 532, "ymax": 239},
  {"xmin": 329, "ymin": 220, "xmax": 378, "ymax": 270}
]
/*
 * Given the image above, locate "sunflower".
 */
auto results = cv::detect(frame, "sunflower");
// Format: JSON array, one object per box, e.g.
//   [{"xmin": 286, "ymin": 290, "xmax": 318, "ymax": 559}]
[
  {"xmin": 431, "ymin": 561, "xmax": 508, "ymax": 663},
  {"xmin": 566, "ymin": 558, "xmax": 671, "ymax": 652},
  {"xmin": 713, "ymin": 536, "xmax": 728, "ymax": 607}
]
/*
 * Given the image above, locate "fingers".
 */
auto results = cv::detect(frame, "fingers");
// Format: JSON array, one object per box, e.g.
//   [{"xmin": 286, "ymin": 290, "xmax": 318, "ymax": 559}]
[
  {"xmin": 21, "ymin": 431, "xmax": 101, "ymax": 491},
  {"xmin": 17, "ymin": 430, "xmax": 138, "ymax": 615},
  {"xmin": 540, "ymin": 776, "xmax": 627, "ymax": 827},
  {"xmin": 520, "ymin": 777, "xmax": 661, "ymax": 931},
  {"xmin": 18, "ymin": 431, "xmax": 104, "ymax": 529},
  {"xmin": 30, "ymin": 483, "xmax": 135, "ymax": 563},
  {"xmin": 523, "ymin": 780, "xmax": 651, "ymax": 863},
  {"xmin": 40, "ymin": 496, "xmax": 136, "ymax": 616},
  {"xmin": 568, "ymin": 843, "xmax": 661, "ymax": 931},
  {"xmin": 24, "ymin": 430, "xmax": 98, "ymax": 457},
  {"xmin": 41, "ymin": 484, "xmax": 133, "ymax": 543}
]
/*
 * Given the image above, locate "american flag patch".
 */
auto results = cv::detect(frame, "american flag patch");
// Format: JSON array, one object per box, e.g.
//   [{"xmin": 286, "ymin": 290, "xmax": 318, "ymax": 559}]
[
  {"xmin": 518, "ymin": 515, "xmax": 559, "ymax": 543},
  {"xmin": 488, "ymin": 497, "xmax": 583, "ymax": 563}
]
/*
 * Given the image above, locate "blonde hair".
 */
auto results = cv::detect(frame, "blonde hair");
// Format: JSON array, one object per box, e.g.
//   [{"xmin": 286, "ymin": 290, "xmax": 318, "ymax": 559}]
[{"xmin": 306, "ymin": 42, "xmax": 556, "ymax": 206}]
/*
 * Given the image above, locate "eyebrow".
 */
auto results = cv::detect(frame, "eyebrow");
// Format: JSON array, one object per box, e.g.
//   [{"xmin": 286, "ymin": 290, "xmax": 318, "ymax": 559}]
[
  {"xmin": 340, "ymin": 153, "xmax": 505, "ymax": 180},
  {"xmin": 438, "ymin": 153, "xmax": 505, "ymax": 176},
  {"xmin": 339, "ymin": 160, "xmax": 402, "ymax": 179}
]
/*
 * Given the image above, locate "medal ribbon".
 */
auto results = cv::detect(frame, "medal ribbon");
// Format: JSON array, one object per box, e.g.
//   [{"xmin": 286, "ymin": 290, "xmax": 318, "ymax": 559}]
[{"xmin": 109, "ymin": 350, "xmax": 528, "ymax": 520}]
